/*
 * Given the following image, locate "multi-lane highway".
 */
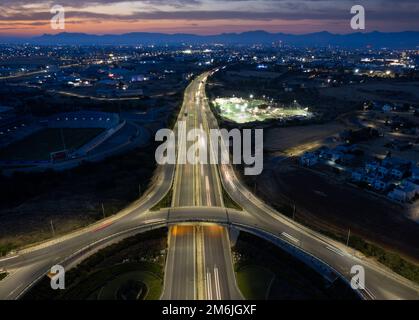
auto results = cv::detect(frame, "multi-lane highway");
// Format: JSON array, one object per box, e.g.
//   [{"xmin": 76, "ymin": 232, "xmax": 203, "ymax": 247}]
[
  {"xmin": 198, "ymin": 70, "xmax": 419, "ymax": 300},
  {"xmin": 1, "ymin": 70, "xmax": 419, "ymax": 300},
  {"xmin": 161, "ymin": 224, "xmax": 241, "ymax": 300},
  {"xmin": 164, "ymin": 72, "xmax": 241, "ymax": 300}
]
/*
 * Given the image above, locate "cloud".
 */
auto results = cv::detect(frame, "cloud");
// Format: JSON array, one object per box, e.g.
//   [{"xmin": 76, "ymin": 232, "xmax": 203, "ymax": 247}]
[{"xmin": 0, "ymin": 0, "xmax": 418, "ymax": 32}]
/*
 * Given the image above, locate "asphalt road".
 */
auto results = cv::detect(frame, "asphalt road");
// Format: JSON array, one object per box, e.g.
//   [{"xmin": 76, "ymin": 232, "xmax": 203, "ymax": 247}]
[
  {"xmin": 161, "ymin": 225, "xmax": 196, "ymax": 300},
  {"xmin": 199, "ymin": 70, "xmax": 419, "ymax": 300},
  {"xmin": 0, "ymin": 161, "xmax": 174, "ymax": 300},
  {"xmin": 164, "ymin": 73, "xmax": 241, "ymax": 300},
  {"xmin": 162, "ymin": 224, "xmax": 241, "ymax": 300}
]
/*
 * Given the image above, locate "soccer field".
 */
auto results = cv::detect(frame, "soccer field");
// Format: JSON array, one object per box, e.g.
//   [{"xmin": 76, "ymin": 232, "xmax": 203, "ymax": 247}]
[
  {"xmin": 214, "ymin": 97, "xmax": 312, "ymax": 124},
  {"xmin": 0, "ymin": 128, "xmax": 104, "ymax": 161}
]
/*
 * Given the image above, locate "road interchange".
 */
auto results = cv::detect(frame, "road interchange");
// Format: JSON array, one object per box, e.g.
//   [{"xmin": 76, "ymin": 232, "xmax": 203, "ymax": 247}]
[{"xmin": 0, "ymin": 71, "xmax": 418, "ymax": 300}]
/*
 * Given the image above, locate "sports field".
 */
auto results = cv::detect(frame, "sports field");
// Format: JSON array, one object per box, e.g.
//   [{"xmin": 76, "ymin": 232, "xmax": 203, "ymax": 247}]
[
  {"xmin": 214, "ymin": 97, "xmax": 312, "ymax": 124},
  {"xmin": 0, "ymin": 128, "xmax": 104, "ymax": 161}
]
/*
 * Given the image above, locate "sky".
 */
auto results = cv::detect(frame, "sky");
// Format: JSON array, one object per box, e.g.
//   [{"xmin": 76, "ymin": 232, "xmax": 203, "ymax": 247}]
[{"xmin": 0, "ymin": 0, "xmax": 418, "ymax": 36}]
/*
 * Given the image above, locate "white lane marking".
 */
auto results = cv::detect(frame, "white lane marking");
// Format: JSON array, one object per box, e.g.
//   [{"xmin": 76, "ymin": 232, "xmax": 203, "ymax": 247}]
[
  {"xmin": 326, "ymin": 245, "xmax": 345, "ymax": 257},
  {"xmin": 7, "ymin": 283, "xmax": 23, "ymax": 298},
  {"xmin": 205, "ymin": 175, "xmax": 211, "ymax": 205},
  {"xmin": 193, "ymin": 226, "xmax": 196, "ymax": 300},
  {"xmin": 0, "ymin": 255, "xmax": 19, "ymax": 262},
  {"xmin": 363, "ymin": 287, "xmax": 376, "ymax": 299},
  {"xmin": 281, "ymin": 232, "xmax": 300, "ymax": 244},
  {"xmin": 214, "ymin": 266, "xmax": 221, "ymax": 300},
  {"xmin": 206, "ymin": 271, "xmax": 212, "ymax": 300}
]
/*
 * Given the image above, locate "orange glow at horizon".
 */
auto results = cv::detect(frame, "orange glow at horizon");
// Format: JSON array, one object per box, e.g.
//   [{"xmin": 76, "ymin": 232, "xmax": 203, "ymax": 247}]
[{"xmin": 0, "ymin": 18, "xmax": 353, "ymax": 37}]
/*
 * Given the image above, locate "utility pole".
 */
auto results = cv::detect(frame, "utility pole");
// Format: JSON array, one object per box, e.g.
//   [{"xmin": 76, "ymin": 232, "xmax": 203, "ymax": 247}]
[
  {"xmin": 292, "ymin": 203, "xmax": 296, "ymax": 221},
  {"xmin": 101, "ymin": 203, "xmax": 105, "ymax": 219},
  {"xmin": 50, "ymin": 220, "xmax": 55, "ymax": 237},
  {"xmin": 346, "ymin": 228, "xmax": 351, "ymax": 247}
]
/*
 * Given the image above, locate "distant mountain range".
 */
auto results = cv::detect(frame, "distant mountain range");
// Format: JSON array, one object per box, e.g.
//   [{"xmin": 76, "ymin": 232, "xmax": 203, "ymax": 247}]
[{"xmin": 2, "ymin": 31, "xmax": 419, "ymax": 48}]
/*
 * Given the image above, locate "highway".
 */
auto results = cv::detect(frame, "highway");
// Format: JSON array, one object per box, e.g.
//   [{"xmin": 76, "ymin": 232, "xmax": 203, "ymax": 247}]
[
  {"xmin": 164, "ymin": 73, "xmax": 240, "ymax": 300},
  {"xmin": 0, "ymin": 70, "xmax": 419, "ymax": 300},
  {"xmin": 0, "ymin": 161, "xmax": 175, "ymax": 300},
  {"xmin": 199, "ymin": 70, "xmax": 419, "ymax": 300},
  {"xmin": 162, "ymin": 224, "xmax": 241, "ymax": 300}
]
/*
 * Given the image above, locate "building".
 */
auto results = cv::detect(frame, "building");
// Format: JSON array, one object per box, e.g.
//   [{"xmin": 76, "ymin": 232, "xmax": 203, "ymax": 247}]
[
  {"xmin": 388, "ymin": 185, "xmax": 417, "ymax": 202},
  {"xmin": 300, "ymin": 152, "xmax": 318, "ymax": 167},
  {"xmin": 351, "ymin": 170, "xmax": 364, "ymax": 182}
]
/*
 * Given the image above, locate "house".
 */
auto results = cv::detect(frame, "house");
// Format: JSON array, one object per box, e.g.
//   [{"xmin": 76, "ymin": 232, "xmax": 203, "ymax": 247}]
[
  {"xmin": 411, "ymin": 167, "xmax": 419, "ymax": 180},
  {"xmin": 363, "ymin": 174, "xmax": 376, "ymax": 185},
  {"xmin": 366, "ymin": 161, "xmax": 379, "ymax": 173},
  {"xmin": 351, "ymin": 170, "xmax": 364, "ymax": 182},
  {"xmin": 382, "ymin": 157, "xmax": 411, "ymax": 167},
  {"xmin": 373, "ymin": 178, "xmax": 392, "ymax": 191},
  {"xmin": 341, "ymin": 154, "xmax": 356, "ymax": 165},
  {"xmin": 390, "ymin": 163, "xmax": 410, "ymax": 179},
  {"xmin": 391, "ymin": 167, "xmax": 405, "ymax": 179},
  {"xmin": 300, "ymin": 152, "xmax": 318, "ymax": 167},
  {"xmin": 377, "ymin": 165, "xmax": 390, "ymax": 177},
  {"xmin": 330, "ymin": 151, "xmax": 344, "ymax": 162},
  {"xmin": 382, "ymin": 104, "xmax": 393, "ymax": 113},
  {"xmin": 388, "ymin": 186, "xmax": 417, "ymax": 202},
  {"xmin": 402, "ymin": 179, "xmax": 419, "ymax": 193}
]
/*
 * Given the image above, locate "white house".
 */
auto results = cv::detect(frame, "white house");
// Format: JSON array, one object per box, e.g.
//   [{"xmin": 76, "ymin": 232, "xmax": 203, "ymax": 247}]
[
  {"xmin": 388, "ymin": 186, "xmax": 417, "ymax": 202},
  {"xmin": 391, "ymin": 167, "xmax": 405, "ymax": 179},
  {"xmin": 373, "ymin": 178, "xmax": 391, "ymax": 191},
  {"xmin": 382, "ymin": 104, "xmax": 393, "ymax": 112},
  {"xmin": 363, "ymin": 175, "xmax": 376, "ymax": 185},
  {"xmin": 377, "ymin": 166, "xmax": 390, "ymax": 177},
  {"xmin": 412, "ymin": 167, "xmax": 419, "ymax": 180},
  {"xmin": 300, "ymin": 152, "xmax": 318, "ymax": 167},
  {"xmin": 366, "ymin": 161, "xmax": 379, "ymax": 173},
  {"xmin": 351, "ymin": 170, "xmax": 364, "ymax": 182}
]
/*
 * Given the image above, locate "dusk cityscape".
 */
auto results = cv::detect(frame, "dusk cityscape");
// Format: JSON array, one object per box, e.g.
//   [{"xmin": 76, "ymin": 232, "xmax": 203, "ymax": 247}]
[{"xmin": 0, "ymin": 0, "xmax": 419, "ymax": 313}]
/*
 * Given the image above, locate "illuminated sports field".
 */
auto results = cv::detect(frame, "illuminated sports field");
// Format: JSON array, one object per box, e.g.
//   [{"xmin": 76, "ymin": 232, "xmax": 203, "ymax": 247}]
[{"xmin": 214, "ymin": 97, "xmax": 312, "ymax": 124}]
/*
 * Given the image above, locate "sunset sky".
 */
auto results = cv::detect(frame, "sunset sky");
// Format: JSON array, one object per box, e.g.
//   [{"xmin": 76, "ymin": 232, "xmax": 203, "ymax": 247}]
[{"xmin": 1, "ymin": 0, "xmax": 418, "ymax": 36}]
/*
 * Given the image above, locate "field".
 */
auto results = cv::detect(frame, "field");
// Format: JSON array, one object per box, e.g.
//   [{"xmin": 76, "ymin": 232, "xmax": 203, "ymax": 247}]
[
  {"xmin": 0, "ymin": 144, "xmax": 158, "ymax": 251},
  {"xmin": 253, "ymin": 161, "xmax": 419, "ymax": 264},
  {"xmin": 22, "ymin": 229, "xmax": 167, "ymax": 300},
  {"xmin": 234, "ymin": 232, "xmax": 359, "ymax": 300},
  {"xmin": 0, "ymin": 272, "xmax": 8, "ymax": 281},
  {"xmin": 90, "ymin": 268, "xmax": 163, "ymax": 300},
  {"xmin": 319, "ymin": 81, "xmax": 419, "ymax": 105},
  {"xmin": 264, "ymin": 121, "xmax": 345, "ymax": 154},
  {"xmin": 0, "ymin": 128, "xmax": 104, "ymax": 161},
  {"xmin": 236, "ymin": 265, "xmax": 275, "ymax": 300}
]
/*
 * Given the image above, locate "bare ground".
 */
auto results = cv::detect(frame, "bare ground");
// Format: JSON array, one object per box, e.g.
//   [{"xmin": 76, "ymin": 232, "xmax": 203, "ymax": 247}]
[{"xmin": 253, "ymin": 160, "xmax": 419, "ymax": 264}]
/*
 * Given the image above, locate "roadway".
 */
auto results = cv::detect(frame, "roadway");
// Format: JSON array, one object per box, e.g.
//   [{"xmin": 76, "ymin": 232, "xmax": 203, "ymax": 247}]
[
  {"xmin": 199, "ymin": 69, "xmax": 419, "ymax": 300},
  {"xmin": 161, "ymin": 224, "xmax": 241, "ymax": 300},
  {"xmin": 0, "ymin": 161, "xmax": 174, "ymax": 300},
  {"xmin": 164, "ymin": 72, "xmax": 241, "ymax": 300}
]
